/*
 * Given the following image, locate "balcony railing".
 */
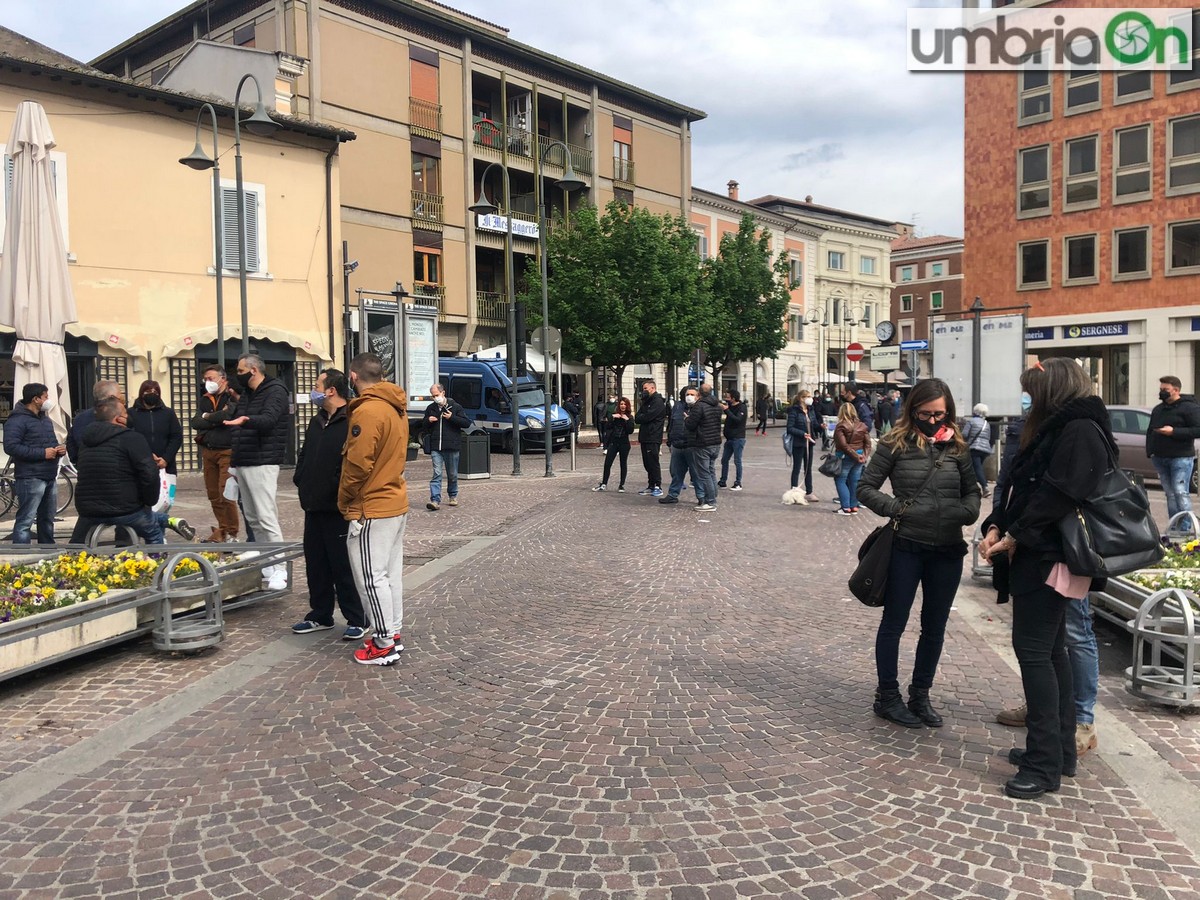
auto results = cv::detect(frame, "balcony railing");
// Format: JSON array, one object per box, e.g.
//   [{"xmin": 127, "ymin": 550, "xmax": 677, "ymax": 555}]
[
  {"xmin": 412, "ymin": 283, "xmax": 447, "ymax": 317},
  {"xmin": 472, "ymin": 119, "xmax": 534, "ymax": 159},
  {"xmin": 476, "ymin": 290, "xmax": 506, "ymax": 326},
  {"xmin": 538, "ymin": 135, "xmax": 593, "ymax": 176},
  {"xmin": 613, "ymin": 157, "xmax": 635, "ymax": 186},
  {"xmin": 411, "ymin": 190, "xmax": 443, "ymax": 228},
  {"xmin": 409, "ymin": 97, "xmax": 442, "ymax": 138}
]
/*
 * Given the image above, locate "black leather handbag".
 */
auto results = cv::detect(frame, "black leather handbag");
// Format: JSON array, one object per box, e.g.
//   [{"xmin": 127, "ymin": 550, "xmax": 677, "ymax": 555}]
[
  {"xmin": 1058, "ymin": 422, "xmax": 1163, "ymax": 578},
  {"xmin": 818, "ymin": 452, "xmax": 842, "ymax": 478}
]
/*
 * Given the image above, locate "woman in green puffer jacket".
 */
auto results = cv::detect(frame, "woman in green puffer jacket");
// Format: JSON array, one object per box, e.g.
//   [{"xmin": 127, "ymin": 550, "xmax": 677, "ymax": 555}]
[{"xmin": 857, "ymin": 378, "xmax": 982, "ymax": 730}]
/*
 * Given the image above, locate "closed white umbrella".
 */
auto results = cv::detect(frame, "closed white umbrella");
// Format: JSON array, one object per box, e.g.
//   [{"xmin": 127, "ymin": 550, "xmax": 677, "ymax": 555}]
[{"xmin": 0, "ymin": 100, "xmax": 76, "ymax": 440}]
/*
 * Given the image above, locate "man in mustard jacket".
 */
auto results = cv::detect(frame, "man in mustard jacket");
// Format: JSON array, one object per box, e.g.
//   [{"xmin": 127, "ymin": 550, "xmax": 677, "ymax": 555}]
[{"xmin": 339, "ymin": 352, "xmax": 410, "ymax": 666}]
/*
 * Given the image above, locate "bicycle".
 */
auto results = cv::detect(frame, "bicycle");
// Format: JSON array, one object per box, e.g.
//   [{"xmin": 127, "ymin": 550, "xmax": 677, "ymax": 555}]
[{"xmin": 0, "ymin": 458, "xmax": 75, "ymax": 518}]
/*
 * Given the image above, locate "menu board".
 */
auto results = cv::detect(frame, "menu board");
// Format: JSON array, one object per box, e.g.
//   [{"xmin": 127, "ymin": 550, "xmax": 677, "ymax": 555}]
[{"xmin": 405, "ymin": 310, "xmax": 438, "ymax": 397}]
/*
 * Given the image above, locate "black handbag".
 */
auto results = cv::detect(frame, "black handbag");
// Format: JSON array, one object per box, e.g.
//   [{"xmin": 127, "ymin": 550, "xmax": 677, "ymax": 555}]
[
  {"xmin": 849, "ymin": 445, "xmax": 951, "ymax": 607},
  {"xmin": 1057, "ymin": 422, "xmax": 1163, "ymax": 578},
  {"xmin": 818, "ymin": 452, "xmax": 842, "ymax": 478}
]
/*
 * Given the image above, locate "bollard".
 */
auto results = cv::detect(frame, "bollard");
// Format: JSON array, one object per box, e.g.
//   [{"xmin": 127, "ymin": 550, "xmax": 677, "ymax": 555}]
[
  {"xmin": 1125, "ymin": 587, "xmax": 1200, "ymax": 708},
  {"xmin": 1165, "ymin": 510, "xmax": 1200, "ymax": 544},
  {"xmin": 570, "ymin": 431, "xmax": 577, "ymax": 471}
]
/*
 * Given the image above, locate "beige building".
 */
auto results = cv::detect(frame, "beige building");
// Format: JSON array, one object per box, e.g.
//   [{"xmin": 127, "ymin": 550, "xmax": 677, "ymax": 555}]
[
  {"xmin": 92, "ymin": 0, "xmax": 706, "ymax": 362},
  {"xmin": 0, "ymin": 27, "xmax": 352, "ymax": 468}
]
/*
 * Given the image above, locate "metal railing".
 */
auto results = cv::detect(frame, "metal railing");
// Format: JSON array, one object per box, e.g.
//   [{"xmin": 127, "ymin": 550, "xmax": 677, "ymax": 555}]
[
  {"xmin": 411, "ymin": 283, "xmax": 446, "ymax": 316},
  {"xmin": 538, "ymin": 135, "xmax": 593, "ymax": 175},
  {"xmin": 476, "ymin": 291, "xmax": 506, "ymax": 325},
  {"xmin": 411, "ymin": 190, "xmax": 444, "ymax": 227},
  {"xmin": 613, "ymin": 156, "xmax": 635, "ymax": 186},
  {"xmin": 409, "ymin": 97, "xmax": 442, "ymax": 137}
]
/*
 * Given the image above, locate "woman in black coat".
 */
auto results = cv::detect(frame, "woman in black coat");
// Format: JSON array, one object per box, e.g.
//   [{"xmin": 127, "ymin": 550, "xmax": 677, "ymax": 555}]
[
  {"xmin": 593, "ymin": 397, "xmax": 635, "ymax": 492},
  {"xmin": 126, "ymin": 379, "xmax": 184, "ymax": 475},
  {"xmin": 980, "ymin": 358, "xmax": 1112, "ymax": 799},
  {"xmin": 786, "ymin": 391, "xmax": 820, "ymax": 497}
]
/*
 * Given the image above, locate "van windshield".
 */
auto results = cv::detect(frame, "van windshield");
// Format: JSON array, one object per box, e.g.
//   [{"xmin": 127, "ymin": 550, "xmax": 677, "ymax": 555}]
[{"xmin": 515, "ymin": 386, "xmax": 546, "ymax": 409}]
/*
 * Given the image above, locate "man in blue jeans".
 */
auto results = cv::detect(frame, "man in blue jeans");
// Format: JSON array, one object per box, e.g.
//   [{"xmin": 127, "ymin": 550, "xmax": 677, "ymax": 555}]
[
  {"xmin": 659, "ymin": 387, "xmax": 698, "ymax": 504},
  {"xmin": 717, "ymin": 389, "xmax": 748, "ymax": 490},
  {"xmin": 3, "ymin": 382, "xmax": 64, "ymax": 545},
  {"xmin": 1146, "ymin": 375, "xmax": 1200, "ymax": 532},
  {"xmin": 685, "ymin": 383, "xmax": 723, "ymax": 511},
  {"xmin": 422, "ymin": 383, "xmax": 471, "ymax": 511}
]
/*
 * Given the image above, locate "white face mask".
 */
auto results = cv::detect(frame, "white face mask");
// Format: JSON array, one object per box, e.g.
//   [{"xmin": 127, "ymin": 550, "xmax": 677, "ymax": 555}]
[
  {"xmin": 685, "ymin": 395, "xmax": 697, "ymax": 406},
  {"xmin": 803, "ymin": 397, "xmax": 812, "ymax": 406},
  {"xmin": 435, "ymin": 395, "xmax": 448, "ymax": 406},
  {"xmin": 204, "ymin": 380, "xmax": 221, "ymax": 395},
  {"xmin": 40, "ymin": 396, "xmax": 54, "ymax": 413}
]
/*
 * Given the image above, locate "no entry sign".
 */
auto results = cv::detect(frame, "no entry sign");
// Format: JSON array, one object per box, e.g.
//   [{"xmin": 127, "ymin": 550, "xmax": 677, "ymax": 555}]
[{"xmin": 846, "ymin": 342, "xmax": 865, "ymax": 363}]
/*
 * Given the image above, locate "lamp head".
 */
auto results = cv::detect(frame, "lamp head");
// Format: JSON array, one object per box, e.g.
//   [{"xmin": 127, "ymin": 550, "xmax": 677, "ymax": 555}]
[
  {"xmin": 243, "ymin": 103, "xmax": 279, "ymax": 137},
  {"xmin": 179, "ymin": 141, "xmax": 214, "ymax": 170},
  {"xmin": 468, "ymin": 187, "xmax": 498, "ymax": 216},
  {"xmin": 555, "ymin": 164, "xmax": 586, "ymax": 193},
  {"xmin": 391, "ymin": 281, "xmax": 409, "ymax": 300}
]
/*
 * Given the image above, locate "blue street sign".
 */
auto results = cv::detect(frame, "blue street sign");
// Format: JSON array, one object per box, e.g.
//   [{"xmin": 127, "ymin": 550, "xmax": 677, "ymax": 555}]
[
  {"xmin": 900, "ymin": 340, "xmax": 928, "ymax": 351},
  {"xmin": 687, "ymin": 366, "xmax": 706, "ymax": 383}
]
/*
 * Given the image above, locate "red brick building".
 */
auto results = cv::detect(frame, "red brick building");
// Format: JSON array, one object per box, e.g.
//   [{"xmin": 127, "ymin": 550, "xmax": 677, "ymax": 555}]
[
  {"xmin": 890, "ymin": 235, "xmax": 964, "ymax": 380},
  {"xmin": 964, "ymin": 0, "xmax": 1200, "ymax": 403}
]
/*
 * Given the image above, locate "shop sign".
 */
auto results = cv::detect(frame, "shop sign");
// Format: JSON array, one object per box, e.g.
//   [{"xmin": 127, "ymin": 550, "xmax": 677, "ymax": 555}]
[
  {"xmin": 1026, "ymin": 326, "xmax": 1055, "ymax": 341},
  {"xmin": 477, "ymin": 214, "xmax": 539, "ymax": 239},
  {"xmin": 1063, "ymin": 322, "xmax": 1128, "ymax": 339}
]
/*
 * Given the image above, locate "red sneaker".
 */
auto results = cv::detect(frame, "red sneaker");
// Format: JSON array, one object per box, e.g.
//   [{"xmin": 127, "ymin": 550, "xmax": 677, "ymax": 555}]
[{"xmin": 353, "ymin": 638, "xmax": 402, "ymax": 666}]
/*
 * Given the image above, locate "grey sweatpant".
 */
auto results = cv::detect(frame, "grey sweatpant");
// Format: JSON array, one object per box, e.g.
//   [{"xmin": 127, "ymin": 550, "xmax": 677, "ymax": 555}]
[
  {"xmin": 347, "ymin": 514, "xmax": 407, "ymax": 641},
  {"xmin": 238, "ymin": 464, "xmax": 285, "ymax": 578}
]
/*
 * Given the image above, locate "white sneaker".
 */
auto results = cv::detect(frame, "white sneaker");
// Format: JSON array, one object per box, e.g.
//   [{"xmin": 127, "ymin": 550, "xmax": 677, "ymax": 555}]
[{"xmin": 267, "ymin": 570, "xmax": 288, "ymax": 591}]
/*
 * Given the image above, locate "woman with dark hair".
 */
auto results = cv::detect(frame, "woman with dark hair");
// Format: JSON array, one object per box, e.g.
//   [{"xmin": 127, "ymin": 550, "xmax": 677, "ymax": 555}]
[
  {"xmin": 979, "ymin": 358, "xmax": 1111, "ymax": 799},
  {"xmin": 592, "ymin": 397, "xmax": 635, "ymax": 493},
  {"xmin": 832, "ymin": 402, "xmax": 871, "ymax": 515},
  {"xmin": 786, "ymin": 390, "xmax": 821, "ymax": 498},
  {"xmin": 858, "ymin": 378, "xmax": 981, "ymax": 729},
  {"xmin": 127, "ymin": 379, "xmax": 184, "ymax": 475}
]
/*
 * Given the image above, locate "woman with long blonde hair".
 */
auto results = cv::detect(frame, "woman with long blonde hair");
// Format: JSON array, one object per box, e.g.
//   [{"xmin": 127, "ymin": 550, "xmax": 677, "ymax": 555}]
[{"xmin": 832, "ymin": 402, "xmax": 871, "ymax": 514}]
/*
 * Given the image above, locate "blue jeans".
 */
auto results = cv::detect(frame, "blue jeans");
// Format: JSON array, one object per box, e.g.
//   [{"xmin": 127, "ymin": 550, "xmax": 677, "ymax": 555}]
[
  {"xmin": 13, "ymin": 476, "xmax": 56, "ymax": 545},
  {"xmin": 666, "ymin": 447, "xmax": 697, "ymax": 498},
  {"xmin": 1152, "ymin": 455, "xmax": 1194, "ymax": 528},
  {"xmin": 108, "ymin": 509, "xmax": 166, "ymax": 544},
  {"xmin": 430, "ymin": 450, "xmax": 460, "ymax": 503},
  {"xmin": 834, "ymin": 455, "xmax": 864, "ymax": 510},
  {"xmin": 719, "ymin": 438, "xmax": 745, "ymax": 485},
  {"xmin": 1065, "ymin": 597, "xmax": 1099, "ymax": 724},
  {"xmin": 690, "ymin": 445, "xmax": 719, "ymax": 505}
]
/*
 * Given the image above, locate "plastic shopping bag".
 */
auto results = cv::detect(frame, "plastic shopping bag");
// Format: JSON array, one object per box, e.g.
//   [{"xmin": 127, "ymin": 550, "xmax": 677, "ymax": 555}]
[
  {"xmin": 223, "ymin": 466, "xmax": 240, "ymax": 503},
  {"xmin": 152, "ymin": 472, "xmax": 177, "ymax": 513}
]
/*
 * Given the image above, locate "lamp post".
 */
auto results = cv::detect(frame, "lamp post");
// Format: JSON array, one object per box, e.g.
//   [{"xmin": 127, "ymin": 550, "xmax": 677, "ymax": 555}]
[
  {"xmin": 803, "ymin": 305, "xmax": 829, "ymax": 392},
  {"xmin": 842, "ymin": 302, "xmax": 869, "ymax": 380},
  {"xmin": 469, "ymin": 163, "xmax": 521, "ymax": 476},
  {"xmin": 536, "ymin": 141, "xmax": 586, "ymax": 477},
  {"xmin": 179, "ymin": 103, "xmax": 226, "ymax": 373}
]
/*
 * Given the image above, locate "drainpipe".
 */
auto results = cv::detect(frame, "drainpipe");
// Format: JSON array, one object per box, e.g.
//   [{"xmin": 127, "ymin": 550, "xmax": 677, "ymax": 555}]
[{"xmin": 325, "ymin": 142, "xmax": 338, "ymax": 367}]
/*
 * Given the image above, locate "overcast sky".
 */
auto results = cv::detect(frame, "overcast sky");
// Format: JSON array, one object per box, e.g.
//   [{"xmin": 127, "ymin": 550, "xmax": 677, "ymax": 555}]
[{"xmin": 5, "ymin": 0, "xmax": 966, "ymax": 236}]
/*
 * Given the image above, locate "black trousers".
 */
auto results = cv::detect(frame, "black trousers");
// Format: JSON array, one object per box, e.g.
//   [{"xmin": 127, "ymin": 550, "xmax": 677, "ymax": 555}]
[
  {"xmin": 303, "ymin": 511, "xmax": 366, "ymax": 628},
  {"xmin": 602, "ymin": 444, "xmax": 630, "ymax": 487},
  {"xmin": 1012, "ymin": 583, "xmax": 1076, "ymax": 787},
  {"xmin": 641, "ymin": 441, "xmax": 662, "ymax": 489}
]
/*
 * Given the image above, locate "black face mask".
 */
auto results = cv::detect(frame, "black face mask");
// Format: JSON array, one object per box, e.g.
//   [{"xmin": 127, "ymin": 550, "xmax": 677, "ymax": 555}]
[
  {"xmin": 1159, "ymin": 390, "xmax": 1172, "ymax": 402},
  {"xmin": 915, "ymin": 418, "xmax": 941, "ymax": 438},
  {"xmin": 640, "ymin": 391, "xmax": 650, "ymax": 402},
  {"xmin": 142, "ymin": 394, "xmax": 160, "ymax": 407},
  {"xmin": 236, "ymin": 371, "xmax": 254, "ymax": 390}
]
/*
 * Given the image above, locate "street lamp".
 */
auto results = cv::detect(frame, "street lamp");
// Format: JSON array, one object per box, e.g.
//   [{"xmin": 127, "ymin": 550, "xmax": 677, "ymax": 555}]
[
  {"xmin": 803, "ymin": 305, "xmax": 829, "ymax": 391},
  {"xmin": 179, "ymin": 102, "xmax": 226, "ymax": 373},
  {"xmin": 537, "ymin": 140, "xmax": 586, "ymax": 477},
  {"xmin": 469, "ymin": 163, "xmax": 522, "ymax": 476}
]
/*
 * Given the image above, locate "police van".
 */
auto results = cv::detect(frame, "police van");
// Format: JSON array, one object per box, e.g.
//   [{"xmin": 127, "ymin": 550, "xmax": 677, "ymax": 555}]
[{"xmin": 423, "ymin": 356, "xmax": 571, "ymax": 452}]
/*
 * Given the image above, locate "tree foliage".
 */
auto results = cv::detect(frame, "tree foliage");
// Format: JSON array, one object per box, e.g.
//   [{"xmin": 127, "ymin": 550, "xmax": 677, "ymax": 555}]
[{"xmin": 700, "ymin": 213, "xmax": 791, "ymax": 381}]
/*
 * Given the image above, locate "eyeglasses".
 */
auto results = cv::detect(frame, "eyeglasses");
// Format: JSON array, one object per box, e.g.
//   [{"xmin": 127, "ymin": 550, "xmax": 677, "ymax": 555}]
[{"xmin": 914, "ymin": 410, "xmax": 948, "ymax": 422}]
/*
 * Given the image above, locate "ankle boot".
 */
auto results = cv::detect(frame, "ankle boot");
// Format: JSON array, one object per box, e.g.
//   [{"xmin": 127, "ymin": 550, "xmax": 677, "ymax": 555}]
[
  {"xmin": 907, "ymin": 687, "xmax": 943, "ymax": 728},
  {"xmin": 874, "ymin": 688, "xmax": 924, "ymax": 728}
]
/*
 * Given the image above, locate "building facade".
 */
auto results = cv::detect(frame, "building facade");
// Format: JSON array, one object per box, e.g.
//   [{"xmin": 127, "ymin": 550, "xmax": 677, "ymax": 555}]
[
  {"xmin": 964, "ymin": 0, "xmax": 1200, "ymax": 402},
  {"xmin": 92, "ymin": 0, "xmax": 705, "ymax": 366},
  {"xmin": 890, "ymin": 234, "xmax": 965, "ymax": 380}
]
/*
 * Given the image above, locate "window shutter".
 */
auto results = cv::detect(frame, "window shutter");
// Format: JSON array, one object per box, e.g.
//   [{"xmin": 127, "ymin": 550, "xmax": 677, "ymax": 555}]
[
  {"xmin": 220, "ymin": 186, "xmax": 259, "ymax": 272},
  {"xmin": 243, "ymin": 191, "xmax": 260, "ymax": 272}
]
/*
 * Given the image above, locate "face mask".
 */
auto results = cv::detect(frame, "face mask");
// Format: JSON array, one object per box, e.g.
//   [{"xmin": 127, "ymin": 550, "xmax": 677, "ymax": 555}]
[
  {"xmin": 640, "ymin": 391, "xmax": 650, "ymax": 402},
  {"xmin": 142, "ymin": 394, "xmax": 160, "ymax": 407},
  {"xmin": 435, "ymin": 395, "xmax": 448, "ymax": 406},
  {"xmin": 310, "ymin": 390, "xmax": 327, "ymax": 404},
  {"xmin": 803, "ymin": 397, "xmax": 812, "ymax": 406},
  {"xmin": 40, "ymin": 396, "xmax": 54, "ymax": 413},
  {"xmin": 685, "ymin": 395, "xmax": 696, "ymax": 406},
  {"xmin": 1020, "ymin": 391, "xmax": 1033, "ymax": 413},
  {"xmin": 204, "ymin": 380, "xmax": 221, "ymax": 395},
  {"xmin": 236, "ymin": 371, "xmax": 253, "ymax": 390},
  {"xmin": 915, "ymin": 418, "xmax": 941, "ymax": 438},
  {"xmin": 1159, "ymin": 389, "xmax": 1172, "ymax": 402}
]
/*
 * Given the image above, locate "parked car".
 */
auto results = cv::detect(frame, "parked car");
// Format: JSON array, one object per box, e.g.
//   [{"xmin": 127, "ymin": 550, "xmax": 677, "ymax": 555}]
[{"xmin": 1107, "ymin": 405, "xmax": 1199, "ymax": 494}]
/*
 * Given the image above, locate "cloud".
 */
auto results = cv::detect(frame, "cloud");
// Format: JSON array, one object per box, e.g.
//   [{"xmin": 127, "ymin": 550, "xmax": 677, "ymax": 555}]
[{"xmin": 782, "ymin": 144, "xmax": 847, "ymax": 171}]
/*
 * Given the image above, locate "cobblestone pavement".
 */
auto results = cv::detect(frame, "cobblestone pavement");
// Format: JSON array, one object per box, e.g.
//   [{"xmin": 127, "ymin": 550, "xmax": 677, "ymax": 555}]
[{"xmin": 2, "ymin": 436, "xmax": 1199, "ymax": 899}]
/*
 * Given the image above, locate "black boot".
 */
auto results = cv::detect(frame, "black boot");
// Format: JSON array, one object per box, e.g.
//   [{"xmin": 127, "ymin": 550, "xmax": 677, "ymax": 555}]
[
  {"xmin": 874, "ymin": 688, "xmax": 924, "ymax": 728},
  {"xmin": 907, "ymin": 686, "xmax": 943, "ymax": 728}
]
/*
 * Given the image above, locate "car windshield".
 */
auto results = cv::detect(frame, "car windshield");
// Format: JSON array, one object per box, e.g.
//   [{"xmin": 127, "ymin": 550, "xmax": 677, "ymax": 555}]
[{"xmin": 515, "ymin": 386, "xmax": 546, "ymax": 409}]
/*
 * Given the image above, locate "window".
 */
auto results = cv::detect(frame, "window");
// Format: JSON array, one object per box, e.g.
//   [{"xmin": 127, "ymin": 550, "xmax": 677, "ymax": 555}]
[
  {"xmin": 1064, "ymin": 42, "xmax": 1100, "ymax": 113},
  {"xmin": 613, "ymin": 116, "xmax": 633, "ymax": 184},
  {"xmin": 219, "ymin": 181, "xmax": 266, "ymax": 273},
  {"xmin": 1018, "ymin": 240, "xmax": 1050, "ymax": 289},
  {"xmin": 928, "ymin": 261, "xmax": 945, "ymax": 278},
  {"xmin": 1115, "ymin": 69, "xmax": 1152, "ymax": 103},
  {"xmin": 788, "ymin": 256, "xmax": 802, "ymax": 287},
  {"xmin": 1018, "ymin": 55, "xmax": 1051, "ymax": 124},
  {"xmin": 900, "ymin": 323, "xmax": 913, "ymax": 343},
  {"xmin": 1168, "ymin": 11, "xmax": 1200, "ymax": 92},
  {"xmin": 899, "ymin": 265, "xmax": 914, "ymax": 282},
  {"xmin": 1064, "ymin": 234, "xmax": 1098, "ymax": 284},
  {"xmin": 411, "ymin": 153, "xmax": 440, "ymax": 193},
  {"xmin": 1, "ymin": 146, "xmax": 70, "ymax": 253},
  {"xmin": 788, "ymin": 312, "xmax": 804, "ymax": 342},
  {"xmin": 930, "ymin": 291, "xmax": 944, "ymax": 310},
  {"xmin": 1168, "ymin": 220, "xmax": 1200, "ymax": 273},
  {"xmin": 414, "ymin": 249, "xmax": 440, "ymax": 286},
  {"xmin": 862, "ymin": 305, "xmax": 872, "ymax": 328},
  {"xmin": 450, "ymin": 375, "xmax": 483, "ymax": 410},
  {"xmin": 1114, "ymin": 124, "xmax": 1151, "ymax": 202},
  {"xmin": 828, "ymin": 250, "xmax": 846, "ymax": 270},
  {"xmin": 860, "ymin": 256, "xmax": 877, "ymax": 275},
  {"xmin": 1168, "ymin": 115, "xmax": 1200, "ymax": 196},
  {"xmin": 694, "ymin": 227, "xmax": 708, "ymax": 261},
  {"xmin": 1018, "ymin": 145, "xmax": 1051, "ymax": 216},
  {"xmin": 233, "ymin": 22, "xmax": 256, "ymax": 47},
  {"xmin": 1064, "ymin": 135, "xmax": 1099, "ymax": 209},
  {"xmin": 900, "ymin": 294, "xmax": 913, "ymax": 313},
  {"xmin": 1113, "ymin": 226, "xmax": 1150, "ymax": 280},
  {"xmin": 150, "ymin": 62, "xmax": 170, "ymax": 85},
  {"xmin": 613, "ymin": 187, "xmax": 634, "ymax": 206}
]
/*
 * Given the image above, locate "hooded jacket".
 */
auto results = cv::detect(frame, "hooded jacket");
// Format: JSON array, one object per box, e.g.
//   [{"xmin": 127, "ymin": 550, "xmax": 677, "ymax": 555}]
[
  {"xmin": 339, "ymin": 381, "xmax": 409, "ymax": 520},
  {"xmin": 191, "ymin": 390, "xmax": 238, "ymax": 452},
  {"xmin": 723, "ymin": 401, "xmax": 748, "ymax": 440},
  {"xmin": 127, "ymin": 398, "xmax": 184, "ymax": 474},
  {"xmin": 231, "ymin": 375, "xmax": 291, "ymax": 467},
  {"xmin": 684, "ymin": 391, "xmax": 723, "ymax": 448},
  {"xmin": 634, "ymin": 392, "xmax": 668, "ymax": 444},
  {"xmin": 3, "ymin": 402, "xmax": 59, "ymax": 479},
  {"xmin": 421, "ymin": 397, "xmax": 472, "ymax": 453},
  {"xmin": 1146, "ymin": 394, "xmax": 1200, "ymax": 459},
  {"xmin": 666, "ymin": 398, "xmax": 691, "ymax": 449},
  {"xmin": 75, "ymin": 422, "xmax": 160, "ymax": 518}
]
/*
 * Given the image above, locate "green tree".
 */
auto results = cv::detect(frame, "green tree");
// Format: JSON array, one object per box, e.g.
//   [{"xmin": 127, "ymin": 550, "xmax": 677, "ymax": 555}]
[
  {"xmin": 522, "ymin": 200, "xmax": 710, "ymax": 390},
  {"xmin": 700, "ymin": 213, "xmax": 791, "ymax": 383}
]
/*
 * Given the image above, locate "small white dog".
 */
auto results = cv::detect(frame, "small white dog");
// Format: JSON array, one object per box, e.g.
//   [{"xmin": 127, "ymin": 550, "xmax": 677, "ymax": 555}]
[{"xmin": 781, "ymin": 488, "xmax": 809, "ymax": 506}]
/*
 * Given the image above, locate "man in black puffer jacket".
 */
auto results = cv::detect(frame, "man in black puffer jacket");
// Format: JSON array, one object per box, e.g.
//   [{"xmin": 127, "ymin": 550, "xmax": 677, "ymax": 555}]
[
  {"xmin": 421, "ymin": 383, "xmax": 472, "ymax": 511},
  {"xmin": 659, "ymin": 387, "xmax": 698, "ymax": 504},
  {"xmin": 634, "ymin": 380, "xmax": 668, "ymax": 496},
  {"xmin": 73, "ymin": 397, "xmax": 165, "ymax": 543},
  {"xmin": 685, "ymin": 383, "xmax": 723, "ymax": 510}
]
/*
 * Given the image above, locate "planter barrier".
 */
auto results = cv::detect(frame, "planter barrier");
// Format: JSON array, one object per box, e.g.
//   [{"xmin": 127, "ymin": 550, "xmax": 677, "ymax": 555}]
[
  {"xmin": 1126, "ymin": 587, "xmax": 1200, "ymax": 708},
  {"xmin": 152, "ymin": 552, "xmax": 224, "ymax": 653},
  {"xmin": 1166, "ymin": 511, "xmax": 1200, "ymax": 543}
]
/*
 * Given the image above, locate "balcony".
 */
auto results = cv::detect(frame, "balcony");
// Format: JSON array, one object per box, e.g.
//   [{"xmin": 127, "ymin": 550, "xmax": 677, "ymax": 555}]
[
  {"xmin": 472, "ymin": 119, "xmax": 534, "ymax": 160},
  {"xmin": 613, "ymin": 157, "xmax": 635, "ymax": 187},
  {"xmin": 538, "ymin": 135, "xmax": 593, "ymax": 176},
  {"xmin": 410, "ymin": 97, "xmax": 442, "ymax": 139},
  {"xmin": 412, "ymin": 283, "xmax": 447, "ymax": 319},
  {"xmin": 411, "ymin": 190, "xmax": 443, "ymax": 230},
  {"xmin": 476, "ymin": 290, "xmax": 506, "ymax": 326},
  {"xmin": 472, "ymin": 207, "xmax": 539, "ymax": 243}
]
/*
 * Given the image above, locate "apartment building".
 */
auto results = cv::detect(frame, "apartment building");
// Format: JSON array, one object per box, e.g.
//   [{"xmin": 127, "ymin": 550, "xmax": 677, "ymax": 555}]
[
  {"xmin": 965, "ymin": 0, "xmax": 1200, "ymax": 402},
  {"xmin": 92, "ymin": 0, "xmax": 705, "ymax": 367},
  {"xmin": 890, "ymin": 234, "xmax": 965, "ymax": 379}
]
